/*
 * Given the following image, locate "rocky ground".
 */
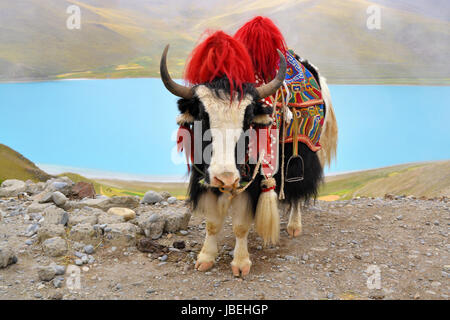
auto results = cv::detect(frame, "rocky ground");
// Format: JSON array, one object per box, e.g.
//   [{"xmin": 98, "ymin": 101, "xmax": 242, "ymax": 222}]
[{"xmin": 0, "ymin": 178, "xmax": 448, "ymax": 300}]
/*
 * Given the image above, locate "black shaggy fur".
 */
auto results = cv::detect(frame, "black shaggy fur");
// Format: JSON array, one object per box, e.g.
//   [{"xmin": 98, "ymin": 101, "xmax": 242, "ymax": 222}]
[
  {"xmin": 177, "ymin": 76, "xmax": 323, "ymax": 213},
  {"xmin": 274, "ymin": 142, "xmax": 323, "ymax": 205}
]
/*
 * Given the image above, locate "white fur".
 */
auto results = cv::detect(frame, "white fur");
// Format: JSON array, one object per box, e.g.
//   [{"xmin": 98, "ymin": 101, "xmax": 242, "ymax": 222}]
[
  {"xmin": 287, "ymin": 202, "xmax": 302, "ymax": 236},
  {"xmin": 230, "ymin": 192, "xmax": 253, "ymax": 275},
  {"xmin": 195, "ymin": 85, "xmax": 252, "ymax": 181},
  {"xmin": 317, "ymin": 76, "xmax": 338, "ymax": 168},
  {"xmin": 195, "ymin": 191, "xmax": 230, "ymax": 266}
]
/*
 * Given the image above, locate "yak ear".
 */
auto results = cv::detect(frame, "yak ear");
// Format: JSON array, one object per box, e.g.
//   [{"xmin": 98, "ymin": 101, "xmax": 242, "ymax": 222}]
[
  {"xmin": 176, "ymin": 97, "xmax": 200, "ymax": 125},
  {"xmin": 251, "ymin": 102, "xmax": 274, "ymax": 127}
]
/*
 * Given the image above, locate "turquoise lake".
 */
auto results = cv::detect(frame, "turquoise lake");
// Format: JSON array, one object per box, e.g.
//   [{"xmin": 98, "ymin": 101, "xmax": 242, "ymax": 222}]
[{"xmin": 0, "ymin": 79, "xmax": 449, "ymax": 181}]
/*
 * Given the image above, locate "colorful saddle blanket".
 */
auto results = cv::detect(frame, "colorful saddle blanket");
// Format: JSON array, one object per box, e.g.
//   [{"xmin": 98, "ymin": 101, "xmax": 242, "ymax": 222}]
[{"xmin": 270, "ymin": 49, "xmax": 325, "ymax": 152}]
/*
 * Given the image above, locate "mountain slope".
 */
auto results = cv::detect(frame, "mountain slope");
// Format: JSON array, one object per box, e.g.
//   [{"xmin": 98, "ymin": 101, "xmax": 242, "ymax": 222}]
[
  {"xmin": 320, "ymin": 161, "xmax": 450, "ymax": 200},
  {"xmin": 0, "ymin": 144, "xmax": 52, "ymax": 184},
  {"xmin": 0, "ymin": 0, "xmax": 448, "ymax": 84}
]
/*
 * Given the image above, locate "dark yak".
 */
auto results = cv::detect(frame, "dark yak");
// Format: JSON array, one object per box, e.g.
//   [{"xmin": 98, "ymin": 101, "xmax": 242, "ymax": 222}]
[{"xmin": 160, "ymin": 19, "xmax": 337, "ymax": 277}]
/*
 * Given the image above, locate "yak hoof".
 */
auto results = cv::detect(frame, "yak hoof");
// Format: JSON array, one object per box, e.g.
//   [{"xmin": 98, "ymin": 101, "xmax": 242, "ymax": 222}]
[
  {"xmin": 231, "ymin": 260, "xmax": 251, "ymax": 278},
  {"xmin": 195, "ymin": 260, "xmax": 214, "ymax": 272},
  {"xmin": 287, "ymin": 225, "xmax": 302, "ymax": 238}
]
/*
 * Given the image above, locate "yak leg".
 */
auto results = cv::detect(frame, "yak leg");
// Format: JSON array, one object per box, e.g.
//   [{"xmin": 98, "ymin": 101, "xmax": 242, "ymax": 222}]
[
  {"xmin": 287, "ymin": 201, "xmax": 302, "ymax": 237},
  {"xmin": 195, "ymin": 192, "xmax": 229, "ymax": 272},
  {"xmin": 230, "ymin": 192, "xmax": 253, "ymax": 277}
]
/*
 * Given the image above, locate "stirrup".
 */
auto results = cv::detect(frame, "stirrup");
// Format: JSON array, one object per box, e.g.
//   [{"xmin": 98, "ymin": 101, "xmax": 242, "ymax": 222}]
[{"xmin": 285, "ymin": 154, "xmax": 304, "ymax": 182}]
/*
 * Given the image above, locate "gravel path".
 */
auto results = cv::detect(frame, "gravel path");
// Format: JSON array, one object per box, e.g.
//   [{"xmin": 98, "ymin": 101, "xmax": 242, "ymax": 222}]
[{"xmin": 0, "ymin": 196, "xmax": 448, "ymax": 300}]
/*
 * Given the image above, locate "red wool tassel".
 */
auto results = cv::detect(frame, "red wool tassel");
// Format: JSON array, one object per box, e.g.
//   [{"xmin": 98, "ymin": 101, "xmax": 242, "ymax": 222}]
[
  {"xmin": 177, "ymin": 125, "xmax": 194, "ymax": 173},
  {"xmin": 184, "ymin": 30, "xmax": 255, "ymax": 99},
  {"xmin": 234, "ymin": 16, "xmax": 287, "ymax": 84}
]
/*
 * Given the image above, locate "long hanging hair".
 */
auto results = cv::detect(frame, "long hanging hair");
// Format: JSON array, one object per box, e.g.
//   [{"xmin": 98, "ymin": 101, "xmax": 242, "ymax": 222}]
[
  {"xmin": 184, "ymin": 30, "xmax": 255, "ymax": 99},
  {"xmin": 234, "ymin": 16, "xmax": 287, "ymax": 84}
]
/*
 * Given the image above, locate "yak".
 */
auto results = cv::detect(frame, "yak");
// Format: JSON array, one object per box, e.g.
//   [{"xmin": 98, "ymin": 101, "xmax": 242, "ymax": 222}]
[{"xmin": 160, "ymin": 24, "xmax": 337, "ymax": 277}]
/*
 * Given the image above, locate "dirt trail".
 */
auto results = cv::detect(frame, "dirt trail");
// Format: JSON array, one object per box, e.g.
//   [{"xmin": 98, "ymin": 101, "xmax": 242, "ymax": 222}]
[{"xmin": 0, "ymin": 197, "xmax": 448, "ymax": 300}]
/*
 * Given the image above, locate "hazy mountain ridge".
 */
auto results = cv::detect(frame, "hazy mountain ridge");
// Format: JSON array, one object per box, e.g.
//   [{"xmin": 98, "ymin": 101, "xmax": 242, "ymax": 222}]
[{"xmin": 0, "ymin": 0, "xmax": 448, "ymax": 84}]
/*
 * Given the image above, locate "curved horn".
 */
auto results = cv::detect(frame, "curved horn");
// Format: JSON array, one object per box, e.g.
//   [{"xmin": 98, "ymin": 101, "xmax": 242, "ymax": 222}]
[
  {"xmin": 256, "ymin": 49, "xmax": 287, "ymax": 99},
  {"xmin": 160, "ymin": 44, "xmax": 193, "ymax": 99}
]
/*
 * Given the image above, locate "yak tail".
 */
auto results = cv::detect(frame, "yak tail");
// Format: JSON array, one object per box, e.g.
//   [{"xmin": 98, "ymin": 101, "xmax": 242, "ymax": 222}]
[
  {"xmin": 254, "ymin": 178, "xmax": 280, "ymax": 246},
  {"xmin": 318, "ymin": 76, "xmax": 338, "ymax": 168}
]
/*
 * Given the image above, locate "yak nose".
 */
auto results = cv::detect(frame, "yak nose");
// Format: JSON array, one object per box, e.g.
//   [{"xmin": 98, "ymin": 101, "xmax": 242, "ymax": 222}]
[{"xmin": 212, "ymin": 172, "xmax": 240, "ymax": 189}]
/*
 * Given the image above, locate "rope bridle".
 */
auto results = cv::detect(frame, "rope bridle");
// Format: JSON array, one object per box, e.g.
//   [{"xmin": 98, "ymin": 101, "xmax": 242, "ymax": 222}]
[{"xmin": 196, "ymin": 150, "xmax": 266, "ymax": 199}]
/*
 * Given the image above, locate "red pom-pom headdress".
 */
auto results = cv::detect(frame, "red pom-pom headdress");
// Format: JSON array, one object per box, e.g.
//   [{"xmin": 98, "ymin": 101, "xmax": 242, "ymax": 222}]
[
  {"xmin": 184, "ymin": 31, "xmax": 255, "ymax": 98},
  {"xmin": 234, "ymin": 16, "xmax": 287, "ymax": 84}
]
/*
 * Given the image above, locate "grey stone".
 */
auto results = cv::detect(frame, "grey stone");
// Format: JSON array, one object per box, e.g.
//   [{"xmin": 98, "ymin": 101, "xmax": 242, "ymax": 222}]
[
  {"xmin": 37, "ymin": 224, "xmax": 65, "ymax": 242},
  {"xmin": 75, "ymin": 259, "xmax": 83, "ymax": 266},
  {"xmin": 159, "ymin": 191, "xmax": 171, "ymax": 200},
  {"xmin": 37, "ymin": 266, "xmax": 56, "ymax": 281},
  {"xmin": 167, "ymin": 197, "xmax": 177, "ymax": 204},
  {"xmin": 27, "ymin": 202, "xmax": 54, "ymax": 214},
  {"xmin": 53, "ymin": 277, "xmax": 64, "ymax": 288},
  {"xmin": 179, "ymin": 230, "xmax": 188, "ymax": 236},
  {"xmin": 137, "ymin": 213, "xmax": 165, "ymax": 240},
  {"xmin": 68, "ymin": 211, "xmax": 98, "ymax": 227},
  {"xmin": 69, "ymin": 223, "xmax": 101, "ymax": 245},
  {"xmin": 52, "ymin": 191, "xmax": 67, "ymax": 207},
  {"xmin": 162, "ymin": 209, "xmax": 191, "ymax": 233},
  {"xmin": 26, "ymin": 223, "xmax": 40, "ymax": 237},
  {"xmin": 45, "ymin": 177, "xmax": 74, "ymax": 195},
  {"xmin": 38, "ymin": 193, "xmax": 54, "ymax": 204},
  {"xmin": 54, "ymin": 265, "xmax": 65, "ymax": 275},
  {"xmin": 0, "ymin": 246, "xmax": 18, "ymax": 268},
  {"xmin": 25, "ymin": 181, "xmax": 45, "ymax": 195},
  {"xmin": 0, "ymin": 179, "xmax": 26, "ymax": 197},
  {"xmin": 141, "ymin": 191, "xmax": 163, "ymax": 204},
  {"xmin": 159, "ymin": 255, "xmax": 168, "ymax": 262},
  {"xmin": 25, "ymin": 239, "xmax": 34, "ymax": 246},
  {"xmin": 68, "ymin": 196, "xmax": 140, "ymax": 211},
  {"xmin": 43, "ymin": 207, "xmax": 69, "ymax": 226},
  {"xmin": 104, "ymin": 223, "xmax": 137, "ymax": 246},
  {"xmin": 84, "ymin": 245, "xmax": 95, "ymax": 254},
  {"xmin": 42, "ymin": 237, "xmax": 67, "ymax": 257},
  {"xmin": 98, "ymin": 212, "xmax": 125, "ymax": 225}
]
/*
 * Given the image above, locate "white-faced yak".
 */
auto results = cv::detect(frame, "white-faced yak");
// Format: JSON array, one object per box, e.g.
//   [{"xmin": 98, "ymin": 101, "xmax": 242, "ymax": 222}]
[{"xmin": 160, "ymin": 19, "xmax": 337, "ymax": 277}]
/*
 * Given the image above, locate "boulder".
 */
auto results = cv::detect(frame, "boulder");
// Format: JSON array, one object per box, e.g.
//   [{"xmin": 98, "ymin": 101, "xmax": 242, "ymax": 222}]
[
  {"xmin": 37, "ymin": 265, "xmax": 56, "ymax": 281},
  {"xmin": 37, "ymin": 224, "xmax": 66, "ymax": 242},
  {"xmin": 51, "ymin": 191, "xmax": 67, "ymax": 207},
  {"xmin": 68, "ymin": 196, "xmax": 140, "ymax": 211},
  {"xmin": 69, "ymin": 223, "xmax": 101, "ymax": 245},
  {"xmin": 159, "ymin": 191, "xmax": 171, "ymax": 200},
  {"xmin": 0, "ymin": 246, "xmax": 18, "ymax": 268},
  {"xmin": 43, "ymin": 207, "xmax": 69, "ymax": 226},
  {"xmin": 98, "ymin": 212, "xmax": 125, "ymax": 225},
  {"xmin": 0, "ymin": 179, "xmax": 26, "ymax": 198},
  {"xmin": 44, "ymin": 177, "xmax": 74, "ymax": 195},
  {"xmin": 68, "ymin": 209, "xmax": 99, "ymax": 227},
  {"xmin": 25, "ymin": 181, "xmax": 45, "ymax": 195},
  {"xmin": 141, "ymin": 191, "xmax": 163, "ymax": 204},
  {"xmin": 162, "ymin": 208, "xmax": 191, "ymax": 233},
  {"xmin": 136, "ymin": 212, "xmax": 165, "ymax": 240},
  {"xmin": 104, "ymin": 223, "xmax": 137, "ymax": 246},
  {"xmin": 27, "ymin": 202, "xmax": 54, "ymax": 214},
  {"xmin": 42, "ymin": 237, "xmax": 67, "ymax": 257},
  {"xmin": 107, "ymin": 207, "xmax": 136, "ymax": 221},
  {"xmin": 167, "ymin": 196, "xmax": 177, "ymax": 204},
  {"xmin": 70, "ymin": 182, "xmax": 96, "ymax": 200}
]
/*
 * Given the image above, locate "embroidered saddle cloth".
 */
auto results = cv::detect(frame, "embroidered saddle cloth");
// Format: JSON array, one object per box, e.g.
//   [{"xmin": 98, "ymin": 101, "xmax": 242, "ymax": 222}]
[{"xmin": 270, "ymin": 49, "xmax": 325, "ymax": 152}]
